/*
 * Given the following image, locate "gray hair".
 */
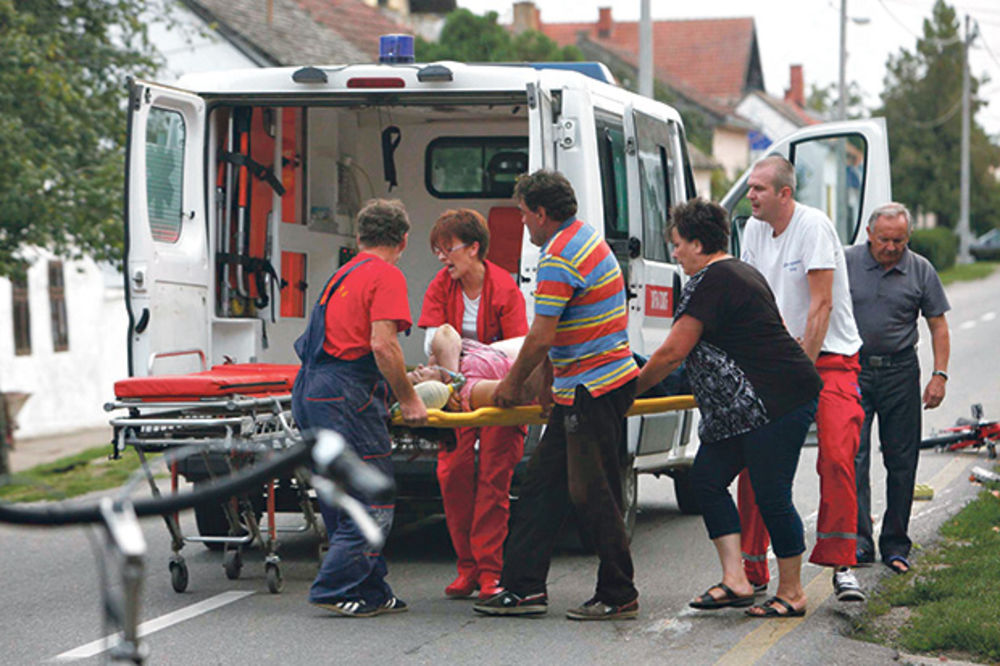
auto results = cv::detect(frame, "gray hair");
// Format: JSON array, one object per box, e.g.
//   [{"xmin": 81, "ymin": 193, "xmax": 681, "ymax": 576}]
[
  {"xmin": 356, "ymin": 199, "xmax": 410, "ymax": 247},
  {"xmin": 756, "ymin": 154, "xmax": 797, "ymax": 194},
  {"xmin": 868, "ymin": 202, "xmax": 913, "ymax": 231}
]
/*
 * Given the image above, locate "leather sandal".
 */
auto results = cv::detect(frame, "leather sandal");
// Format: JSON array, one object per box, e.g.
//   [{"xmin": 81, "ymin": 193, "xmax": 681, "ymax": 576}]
[
  {"xmin": 689, "ymin": 582, "xmax": 755, "ymax": 609},
  {"xmin": 745, "ymin": 595, "xmax": 806, "ymax": 618}
]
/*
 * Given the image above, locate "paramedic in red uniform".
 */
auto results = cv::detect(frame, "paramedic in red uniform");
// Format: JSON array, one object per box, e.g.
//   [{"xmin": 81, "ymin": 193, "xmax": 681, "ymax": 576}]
[
  {"xmin": 417, "ymin": 208, "xmax": 528, "ymax": 600},
  {"xmin": 292, "ymin": 199, "xmax": 427, "ymax": 618},
  {"xmin": 738, "ymin": 155, "xmax": 866, "ymax": 602},
  {"xmin": 473, "ymin": 170, "xmax": 640, "ymax": 621}
]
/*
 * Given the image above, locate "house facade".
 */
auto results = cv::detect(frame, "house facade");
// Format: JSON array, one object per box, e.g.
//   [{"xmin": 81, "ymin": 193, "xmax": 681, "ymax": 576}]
[{"xmin": 513, "ymin": 3, "xmax": 766, "ymax": 186}]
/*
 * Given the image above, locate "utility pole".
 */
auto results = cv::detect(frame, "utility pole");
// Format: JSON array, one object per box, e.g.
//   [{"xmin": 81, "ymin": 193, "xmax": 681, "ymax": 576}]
[
  {"xmin": 638, "ymin": 0, "xmax": 652, "ymax": 97},
  {"xmin": 957, "ymin": 14, "xmax": 976, "ymax": 264},
  {"xmin": 838, "ymin": 0, "xmax": 847, "ymax": 120}
]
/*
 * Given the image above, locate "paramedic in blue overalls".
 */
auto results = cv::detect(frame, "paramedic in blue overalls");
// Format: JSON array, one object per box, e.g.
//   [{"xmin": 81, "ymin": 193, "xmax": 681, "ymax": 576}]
[{"xmin": 292, "ymin": 198, "xmax": 427, "ymax": 618}]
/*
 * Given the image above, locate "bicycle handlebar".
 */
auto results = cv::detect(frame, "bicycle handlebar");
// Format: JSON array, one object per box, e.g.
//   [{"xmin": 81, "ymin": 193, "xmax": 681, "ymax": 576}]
[{"xmin": 0, "ymin": 428, "xmax": 393, "ymax": 527}]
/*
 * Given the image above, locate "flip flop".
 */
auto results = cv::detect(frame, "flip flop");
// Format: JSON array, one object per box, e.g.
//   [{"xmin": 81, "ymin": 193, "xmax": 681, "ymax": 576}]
[
  {"xmin": 884, "ymin": 554, "xmax": 911, "ymax": 574},
  {"xmin": 745, "ymin": 596, "xmax": 806, "ymax": 619},
  {"xmin": 689, "ymin": 583, "xmax": 755, "ymax": 609}
]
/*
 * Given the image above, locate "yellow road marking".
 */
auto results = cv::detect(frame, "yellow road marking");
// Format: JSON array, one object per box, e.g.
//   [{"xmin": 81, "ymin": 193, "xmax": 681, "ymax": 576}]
[
  {"xmin": 714, "ymin": 572, "xmax": 832, "ymax": 666},
  {"xmin": 715, "ymin": 454, "xmax": 972, "ymax": 665}
]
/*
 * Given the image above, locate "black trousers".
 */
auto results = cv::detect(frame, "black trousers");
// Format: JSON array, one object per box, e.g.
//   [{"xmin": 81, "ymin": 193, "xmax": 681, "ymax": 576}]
[
  {"xmin": 855, "ymin": 354, "xmax": 921, "ymax": 560},
  {"xmin": 500, "ymin": 380, "xmax": 637, "ymax": 606}
]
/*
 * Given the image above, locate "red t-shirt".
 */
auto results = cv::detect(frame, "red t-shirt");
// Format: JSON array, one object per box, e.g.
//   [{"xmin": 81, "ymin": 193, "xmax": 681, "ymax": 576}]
[{"xmin": 322, "ymin": 252, "xmax": 412, "ymax": 360}]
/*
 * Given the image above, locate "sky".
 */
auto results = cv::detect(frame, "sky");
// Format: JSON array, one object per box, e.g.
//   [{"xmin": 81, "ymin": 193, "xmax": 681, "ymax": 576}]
[{"xmin": 455, "ymin": 0, "xmax": 1000, "ymax": 134}]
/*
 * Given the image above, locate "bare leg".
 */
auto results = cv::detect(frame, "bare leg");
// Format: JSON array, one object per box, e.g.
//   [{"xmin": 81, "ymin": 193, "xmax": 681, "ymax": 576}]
[
  {"xmin": 703, "ymin": 533, "xmax": 754, "ymax": 600},
  {"xmin": 746, "ymin": 554, "xmax": 806, "ymax": 616},
  {"xmin": 429, "ymin": 323, "xmax": 463, "ymax": 374}
]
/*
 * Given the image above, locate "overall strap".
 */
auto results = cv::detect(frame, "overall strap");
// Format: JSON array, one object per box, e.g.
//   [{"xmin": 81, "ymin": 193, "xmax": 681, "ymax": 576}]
[{"xmin": 318, "ymin": 258, "xmax": 373, "ymax": 307}]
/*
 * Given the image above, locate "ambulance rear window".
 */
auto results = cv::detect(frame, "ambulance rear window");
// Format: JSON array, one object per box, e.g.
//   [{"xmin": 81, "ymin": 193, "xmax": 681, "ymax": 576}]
[
  {"xmin": 146, "ymin": 108, "xmax": 185, "ymax": 243},
  {"xmin": 426, "ymin": 137, "xmax": 528, "ymax": 199}
]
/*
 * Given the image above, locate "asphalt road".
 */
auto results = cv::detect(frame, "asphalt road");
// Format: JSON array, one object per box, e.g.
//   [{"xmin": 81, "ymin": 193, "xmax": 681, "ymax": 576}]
[{"xmin": 2, "ymin": 269, "xmax": 998, "ymax": 666}]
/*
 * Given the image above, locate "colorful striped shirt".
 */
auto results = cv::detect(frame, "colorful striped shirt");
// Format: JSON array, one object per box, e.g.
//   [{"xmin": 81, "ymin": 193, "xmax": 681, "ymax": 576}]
[{"xmin": 534, "ymin": 218, "xmax": 638, "ymax": 405}]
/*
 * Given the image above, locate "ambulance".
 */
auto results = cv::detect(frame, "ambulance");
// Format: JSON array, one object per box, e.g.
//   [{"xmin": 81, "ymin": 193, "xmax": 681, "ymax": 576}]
[{"xmin": 123, "ymin": 35, "xmax": 890, "ymax": 533}]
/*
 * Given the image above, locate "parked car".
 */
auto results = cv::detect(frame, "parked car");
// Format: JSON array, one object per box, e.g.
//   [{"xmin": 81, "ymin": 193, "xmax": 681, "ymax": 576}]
[{"xmin": 970, "ymin": 228, "xmax": 1000, "ymax": 261}]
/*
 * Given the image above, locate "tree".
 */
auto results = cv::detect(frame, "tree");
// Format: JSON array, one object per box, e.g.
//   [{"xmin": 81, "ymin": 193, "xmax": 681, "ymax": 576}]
[
  {"xmin": 805, "ymin": 81, "xmax": 867, "ymax": 119},
  {"xmin": 0, "ymin": 0, "xmax": 167, "ymax": 279},
  {"xmin": 877, "ymin": 0, "xmax": 1000, "ymax": 232},
  {"xmin": 416, "ymin": 9, "xmax": 581, "ymax": 63}
]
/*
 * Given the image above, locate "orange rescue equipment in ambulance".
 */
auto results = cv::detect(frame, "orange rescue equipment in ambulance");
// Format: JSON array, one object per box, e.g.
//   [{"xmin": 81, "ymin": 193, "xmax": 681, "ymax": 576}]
[{"xmin": 217, "ymin": 107, "xmax": 285, "ymax": 316}]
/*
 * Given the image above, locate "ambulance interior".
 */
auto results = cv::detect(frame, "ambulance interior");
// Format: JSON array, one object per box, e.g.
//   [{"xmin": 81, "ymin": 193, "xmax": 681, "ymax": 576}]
[{"xmin": 205, "ymin": 100, "xmax": 531, "ymax": 369}]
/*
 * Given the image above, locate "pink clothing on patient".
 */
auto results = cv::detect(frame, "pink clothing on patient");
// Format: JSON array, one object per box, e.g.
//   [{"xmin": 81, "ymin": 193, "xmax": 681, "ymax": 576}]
[{"xmin": 458, "ymin": 339, "xmax": 513, "ymax": 410}]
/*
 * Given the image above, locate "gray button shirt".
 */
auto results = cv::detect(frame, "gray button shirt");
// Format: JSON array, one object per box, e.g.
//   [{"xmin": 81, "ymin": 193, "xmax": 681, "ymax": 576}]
[{"xmin": 844, "ymin": 244, "xmax": 950, "ymax": 355}]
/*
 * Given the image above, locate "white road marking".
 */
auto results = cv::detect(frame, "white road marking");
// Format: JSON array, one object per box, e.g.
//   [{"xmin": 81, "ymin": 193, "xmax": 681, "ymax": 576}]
[
  {"xmin": 51, "ymin": 590, "xmax": 254, "ymax": 662},
  {"xmin": 981, "ymin": 312, "xmax": 996, "ymax": 322},
  {"xmin": 959, "ymin": 320, "xmax": 976, "ymax": 330}
]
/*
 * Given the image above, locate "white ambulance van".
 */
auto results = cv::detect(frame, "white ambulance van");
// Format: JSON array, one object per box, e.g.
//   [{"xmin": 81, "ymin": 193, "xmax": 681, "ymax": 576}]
[{"xmin": 123, "ymin": 38, "xmax": 890, "ymax": 530}]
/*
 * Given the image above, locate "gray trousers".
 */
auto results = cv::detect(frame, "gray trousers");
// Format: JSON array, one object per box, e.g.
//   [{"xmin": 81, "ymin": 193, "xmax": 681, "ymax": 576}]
[{"xmin": 855, "ymin": 354, "xmax": 921, "ymax": 560}]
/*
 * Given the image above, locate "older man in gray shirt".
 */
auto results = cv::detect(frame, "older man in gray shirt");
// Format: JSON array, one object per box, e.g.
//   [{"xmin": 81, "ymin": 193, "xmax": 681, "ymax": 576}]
[{"xmin": 845, "ymin": 202, "xmax": 950, "ymax": 575}]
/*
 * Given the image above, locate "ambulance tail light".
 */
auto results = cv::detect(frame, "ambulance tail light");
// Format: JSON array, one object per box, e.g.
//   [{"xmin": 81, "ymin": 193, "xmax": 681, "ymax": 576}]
[{"xmin": 346, "ymin": 77, "xmax": 406, "ymax": 89}]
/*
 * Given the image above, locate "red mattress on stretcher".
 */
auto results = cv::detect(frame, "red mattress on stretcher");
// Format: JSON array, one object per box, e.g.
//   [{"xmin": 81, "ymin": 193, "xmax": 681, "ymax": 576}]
[{"xmin": 115, "ymin": 363, "xmax": 300, "ymax": 400}]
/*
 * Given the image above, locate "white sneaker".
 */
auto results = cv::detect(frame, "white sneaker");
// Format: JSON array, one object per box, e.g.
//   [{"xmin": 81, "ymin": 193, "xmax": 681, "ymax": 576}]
[{"xmin": 833, "ymin": 567, "xmax": 866, "ymax": 602}]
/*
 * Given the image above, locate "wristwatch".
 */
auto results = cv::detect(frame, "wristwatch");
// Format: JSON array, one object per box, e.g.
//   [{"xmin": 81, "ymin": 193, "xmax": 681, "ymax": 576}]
[{"xmin": 932, "ymin": 370, "xmax": 949, "ymax": 380}]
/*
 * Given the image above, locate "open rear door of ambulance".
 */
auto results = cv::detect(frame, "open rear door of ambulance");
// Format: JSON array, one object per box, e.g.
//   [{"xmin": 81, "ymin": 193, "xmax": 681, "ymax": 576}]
[
  {"xmin": 520, "ymin": 80, "xmax": 558, "ymax": 318},
  {"xmin": 722, "ymin": 118, "xmax": 892, "ymax": 251},
  {"xmin": 621, "ymin": 104, "xmax": 694, "ymax": 469},
  {"xmin": 124, "ymin": 80, "xmax": 210, "ymax": 377}
]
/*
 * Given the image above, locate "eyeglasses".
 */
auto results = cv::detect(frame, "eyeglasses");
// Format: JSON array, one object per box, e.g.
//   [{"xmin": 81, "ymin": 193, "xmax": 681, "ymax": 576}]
[{"xmin": 432, "ymin": 242, "xmax": 469, "ymax": 258}]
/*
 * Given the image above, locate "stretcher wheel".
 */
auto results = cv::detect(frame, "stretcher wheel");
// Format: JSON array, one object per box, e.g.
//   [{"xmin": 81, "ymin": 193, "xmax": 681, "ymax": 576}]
[
  {"xmin": 266, "ymin": 563, "xmax": 283, "ymax": 594},
  {"xmin": 223, "ymin": 549, "xmax": 243, "ymax": 580},
  {"xmin": 169, "ymin": 560, "xmax": 189, "ymax": 593}
]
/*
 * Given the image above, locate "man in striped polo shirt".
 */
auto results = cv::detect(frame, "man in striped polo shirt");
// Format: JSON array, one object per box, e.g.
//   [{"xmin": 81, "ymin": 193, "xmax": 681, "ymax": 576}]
[{"xmin": 473, "ymin": 169, "xmax": 640, "ymax": 622}]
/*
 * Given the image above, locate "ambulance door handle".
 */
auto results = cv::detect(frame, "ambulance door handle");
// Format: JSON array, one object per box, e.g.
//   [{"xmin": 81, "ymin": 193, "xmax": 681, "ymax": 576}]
[{"xmin": 135, "ymin": 308, "xmax": 150, "ymax": 334}]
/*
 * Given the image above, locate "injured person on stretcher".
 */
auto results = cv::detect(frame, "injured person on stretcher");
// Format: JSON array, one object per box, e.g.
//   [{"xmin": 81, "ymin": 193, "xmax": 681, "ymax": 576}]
[
  {"xmin": 406, "ymin": 323, "xmax": 548, "ymax": 412},
  {"xmin": 404, "ymin": 323, "xmax": 690, "ymax": 415}
]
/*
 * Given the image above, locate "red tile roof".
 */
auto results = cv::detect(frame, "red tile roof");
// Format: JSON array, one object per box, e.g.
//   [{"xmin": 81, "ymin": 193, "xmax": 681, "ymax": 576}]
[
  {"xmin": 296, "ymin": 0, "xmax": 412, "ymax": 60},
  {"xmin": 539, "ymin": 15, "xmax": 760, "ymax": 108}
]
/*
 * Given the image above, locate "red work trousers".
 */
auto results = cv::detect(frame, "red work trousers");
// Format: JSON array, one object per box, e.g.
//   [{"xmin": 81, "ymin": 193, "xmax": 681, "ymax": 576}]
[
  {"xmin": 740, "ymin": 352, "xmax": 864, "ymax": 583},
  {"xmin": 437, "ymin": 423, "xmax": 525, "ymax": 582}
]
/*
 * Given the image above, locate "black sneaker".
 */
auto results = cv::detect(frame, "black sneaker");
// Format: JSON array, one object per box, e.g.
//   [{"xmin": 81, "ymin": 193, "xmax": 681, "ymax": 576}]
[
  {"xmin": 473, "ymin": 590, "xmax": 548, "ymax": 616},
  {"xmin": 752, "ymin": 582, "xmax": 768, "ymax": 596},
  {"xmin": 312, "ymin": 596, "xmax": 408, "ymax": 618},
  {"xmin": 373, "ymin": 596, "xmax": 408, "ymax": 616},
  {"xmin": 566, "ymin": 597, "xmax": 638, "ymax": 621},
  {"xmin": 311, "ymin": 598, "xmax": 380, "ymax": 617}
]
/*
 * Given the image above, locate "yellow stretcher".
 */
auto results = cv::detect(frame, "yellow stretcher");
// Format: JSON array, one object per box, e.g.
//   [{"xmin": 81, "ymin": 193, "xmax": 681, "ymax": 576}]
[{"xmin": 391, "ymin": 395, "xmax": 697, "ymax": 428}]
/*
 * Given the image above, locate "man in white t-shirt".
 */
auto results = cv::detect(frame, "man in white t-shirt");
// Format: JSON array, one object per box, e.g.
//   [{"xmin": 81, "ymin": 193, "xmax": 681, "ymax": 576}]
[{"xmin": 738, "ymin": 155, "xmax": 866, "ymax": 603}]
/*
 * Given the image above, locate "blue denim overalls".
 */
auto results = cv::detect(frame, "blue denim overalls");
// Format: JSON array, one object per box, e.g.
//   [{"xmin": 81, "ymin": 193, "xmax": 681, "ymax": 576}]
[{"xmin": 292, "ymin": 258, "xmax": 396, "ymax": 606}]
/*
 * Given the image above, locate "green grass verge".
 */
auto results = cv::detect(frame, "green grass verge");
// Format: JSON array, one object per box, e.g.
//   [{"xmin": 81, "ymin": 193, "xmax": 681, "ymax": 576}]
[
  {"xmin": 0, "ymin": 445, "xmax": 159, "ymax": 503},
  {"xmin": 856, "ymin": 470, "xmax": 1000, "ymax": 663},
  {"xmin": 938, "ymin": 261, "xmax": 999, "ymax": 285}
]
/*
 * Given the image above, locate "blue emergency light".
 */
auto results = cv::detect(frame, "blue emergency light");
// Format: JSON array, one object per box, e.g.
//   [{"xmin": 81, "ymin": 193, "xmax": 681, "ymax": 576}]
[{"xmin": 379, "ymin": 34, "xmax": 415, "ymax": 64}]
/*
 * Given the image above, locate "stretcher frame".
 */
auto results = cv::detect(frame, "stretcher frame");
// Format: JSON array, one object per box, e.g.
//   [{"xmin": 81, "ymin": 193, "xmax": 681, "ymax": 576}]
[{"xmin": 106, "ymin": 391, "xmax": 322, "ymax": 594}]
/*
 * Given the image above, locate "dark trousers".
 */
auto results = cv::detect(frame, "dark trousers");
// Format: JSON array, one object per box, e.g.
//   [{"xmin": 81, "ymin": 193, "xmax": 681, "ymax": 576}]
[
  {"xmin": 692, "ymin": 399, "xmax": 817, "ymax": 558},
  {"xmin": 855, "ymin": 354, "xmax": 921, "ymax": 560},
  {"xmin": 500, "ymin": 380, "xmax": 637, "ymax": 606}
]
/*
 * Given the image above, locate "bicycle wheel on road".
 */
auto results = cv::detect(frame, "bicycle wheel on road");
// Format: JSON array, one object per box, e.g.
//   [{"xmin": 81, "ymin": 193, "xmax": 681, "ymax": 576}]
[{"xmin": 919, "ymin": 430, "xmax": 972, "ymax": 450}]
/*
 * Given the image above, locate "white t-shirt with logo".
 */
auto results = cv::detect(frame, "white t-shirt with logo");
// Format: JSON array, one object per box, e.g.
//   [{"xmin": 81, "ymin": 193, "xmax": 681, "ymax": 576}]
[{"xmin": 741, "ymin": 203, "xmax": 861, "ymax": 356}]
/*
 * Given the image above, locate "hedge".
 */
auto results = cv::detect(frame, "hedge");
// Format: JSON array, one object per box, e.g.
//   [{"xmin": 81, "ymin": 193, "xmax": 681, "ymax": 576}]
[{"xmin": 909, "ymin": 228, "xmax": 958, "ymax": 271}]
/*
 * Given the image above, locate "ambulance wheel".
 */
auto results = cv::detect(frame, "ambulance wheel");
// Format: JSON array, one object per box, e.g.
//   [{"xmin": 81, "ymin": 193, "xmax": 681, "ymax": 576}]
[
  {"xmin": 223, "ymin": 549, "xmax": 243, "ymax": 580},
  {"xmin": 169, "ymin": 560, "xmax": 189, "ymax": 593},
  {"xmin": 266, "ymin": 563, "xmax": 284, "ymax": 594}
]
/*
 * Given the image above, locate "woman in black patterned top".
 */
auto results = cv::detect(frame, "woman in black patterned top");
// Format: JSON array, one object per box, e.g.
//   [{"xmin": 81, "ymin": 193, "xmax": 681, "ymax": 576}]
[{"xmin": 636, "ymin": 199, "xmax": 821, "ymax": 619}]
